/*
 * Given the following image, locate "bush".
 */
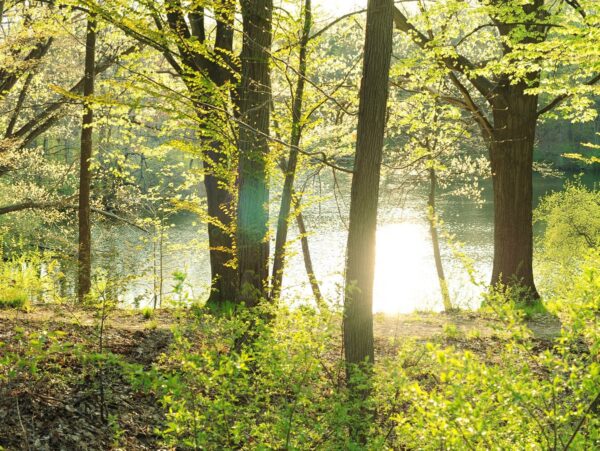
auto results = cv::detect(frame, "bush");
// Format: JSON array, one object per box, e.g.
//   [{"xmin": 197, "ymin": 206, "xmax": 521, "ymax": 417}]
[
  {"xmin": 535, "ymin": 180, "xmax": 599, "ymax": 293},
  {"xmin": 141, "ymin": 306, "xmax": 155, "ymax": 320},
  {"xmin": 125, "ymin": 303, "xmax": 368, "ymax": 449},
  {"xmin": 535, "ymin": 180, "xmax": 599, "ymax": 254},
  {"xmin": 0, "ymin": 287, "xmax": 28, "ymax": 309},
  {"xmin": 0, "ymin": 249, "xmax": 60, "ymax": 305},
  {"xmin": 124, "ymin": 264, "xmax": 600, "ymax": 449}
]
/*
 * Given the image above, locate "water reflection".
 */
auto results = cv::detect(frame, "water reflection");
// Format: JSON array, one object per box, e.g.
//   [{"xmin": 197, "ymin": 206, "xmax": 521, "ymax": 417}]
[{"xmin": 106, "ymin": 172, "xmax": 597, "ymax": 313}]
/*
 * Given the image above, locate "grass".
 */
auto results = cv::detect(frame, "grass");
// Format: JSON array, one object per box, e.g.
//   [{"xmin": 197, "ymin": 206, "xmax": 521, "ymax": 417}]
[
  {"xmin": 141, "ymin": 306, "xmax": 155, "ymax": 320},
  {"xmin": 516, "ymin": 299, "xmax": 549, "ymax": 319}
]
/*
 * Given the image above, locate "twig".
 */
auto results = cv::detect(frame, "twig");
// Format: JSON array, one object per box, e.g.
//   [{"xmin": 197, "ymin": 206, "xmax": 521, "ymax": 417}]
[
  {"xmin": 16, "ymin": 397, "xmax": 31, "ymax": 451},
  {"xmin": 563, "ymin": 391, "xmax": 600, "ymax": 450}
]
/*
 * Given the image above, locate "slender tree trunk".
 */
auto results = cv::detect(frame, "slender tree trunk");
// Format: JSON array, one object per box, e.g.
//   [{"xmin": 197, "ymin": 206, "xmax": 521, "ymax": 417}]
[
  {"xmin": 153, "ymin": 238, "xmax": 158, "ymax": 309},
  {"xmin": 271, "ymin": 0, "xmax": 312, "ymax": 300},
  {"xmin": 489, "ymin": 82, "xmax": 540, "ymax": 300},
  {"xmin": 344, "ymin": 0, "xmax": 393, "ymax": 379},
  {"xmin": 77, "ymin": 17, "xmax": 96, "ymax": 303},
  {"xmin": 237, "ymin": 0, "xmax": 273, "ymax": 305},
  {"xmin": 427, "ymin": 167, "xmax": 452, "ymax": 311},
  {"xmin": 293, "ymin": 195, "xmax": 324, "ymax": 306}
]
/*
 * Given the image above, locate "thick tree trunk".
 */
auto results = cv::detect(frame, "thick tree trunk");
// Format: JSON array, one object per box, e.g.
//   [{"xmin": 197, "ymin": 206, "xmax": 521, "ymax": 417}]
[
  {"xmin": 237, "ymin": 0, "xmax": 273, "ymax": 305},
  {"xmin": 163, "ymin": 0, "xmax": 237, "ymax": 307},
  {"xmin": 489, "ymin": 83, "xmax": 539, "ymax": 300},
  {"xmin": 344, "ymin": 0, "xmax": 393, "ymax": 372},
  {"xmin": 428, "ymin": 167, "xmax": 452, "ymax": 311},
  {"xmin": 77, "ymin": 17, "xmax": 96, "ymax": 303},
  {"xmin": 271, "ymin": 0, "xmax": 312, "ymax": 301}
]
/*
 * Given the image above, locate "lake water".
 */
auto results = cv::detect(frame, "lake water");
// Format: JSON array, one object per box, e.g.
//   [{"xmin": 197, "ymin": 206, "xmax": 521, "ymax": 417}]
[{"xmin": 101, "ymin": 171, "xmax": 598, "ymax": 313}]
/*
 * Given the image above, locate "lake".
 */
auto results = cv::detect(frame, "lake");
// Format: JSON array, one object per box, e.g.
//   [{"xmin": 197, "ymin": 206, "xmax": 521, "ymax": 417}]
[{"xmin": 99, "ymin": 171, "xmax": 598, "ymax": 313}]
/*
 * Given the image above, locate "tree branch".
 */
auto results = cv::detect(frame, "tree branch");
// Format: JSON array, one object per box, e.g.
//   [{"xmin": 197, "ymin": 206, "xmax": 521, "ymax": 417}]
[
  {"xmin": 0, "ymin": 199, "xmax": 148, "ymax": 232},
  {"xmin": 447, "ymin": 72, "xmax": 493, "ymax": 140},
  {"xmin": 537, "ymin": 73, "xmax": 600, "ymax": 117},
  {"xmin": 9, "ymin": 45, "xmax": 139, "ymax": 148},
  {"xmin": 392, "ymin": 6, "xmax": 496, "ymax": 100}
]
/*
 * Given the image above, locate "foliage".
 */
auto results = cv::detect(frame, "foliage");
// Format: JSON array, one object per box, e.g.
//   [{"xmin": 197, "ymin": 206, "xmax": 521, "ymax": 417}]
[
  {"xmin": 113, "ymin": 254, "xmax": 597, "ymax": 449},
  {"xmin": 127, "ymin": 304, "xmax": 357, "ymax": 449},
  {"xmin": 0, "ymin": 287, "xmax": 28, "ymax": 309},
  {"xmin": 141, "ymin": 306, "xmax": 154, "ymax": 320},
  {"xmin": 0, "ymin": 251, "xmax": 598, "ymax": 449},
  {"xmin": 534, "ymin": 179, "xmax": 599, "ymax": 294},
  {"xmin": 0, "ymin": 249, "xmax": 60, "ymax": 308}
]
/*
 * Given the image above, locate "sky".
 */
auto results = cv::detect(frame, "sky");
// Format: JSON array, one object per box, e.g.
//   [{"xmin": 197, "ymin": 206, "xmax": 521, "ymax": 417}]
[{"xmin": 314, "ymin": 0, "xmax": 364, "ymax": 17}]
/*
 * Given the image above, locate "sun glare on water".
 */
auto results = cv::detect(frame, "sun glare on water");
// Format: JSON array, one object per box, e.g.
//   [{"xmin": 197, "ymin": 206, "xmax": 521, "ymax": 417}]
[{"xmin": 374, "ymin": 223, "xmax": 441, "ymax": 313}]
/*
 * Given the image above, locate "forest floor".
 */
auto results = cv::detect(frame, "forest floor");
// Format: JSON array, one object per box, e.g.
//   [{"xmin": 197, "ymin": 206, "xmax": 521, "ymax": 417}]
[{"xmin": 0, "ymin": 305, "xmax": 562, "ymax": 450}]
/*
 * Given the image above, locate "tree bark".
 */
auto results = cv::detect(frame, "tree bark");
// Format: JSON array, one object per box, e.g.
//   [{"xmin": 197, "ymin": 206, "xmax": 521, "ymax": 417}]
[
  {"xmin": 236, "ymin": 0, "xmax": 273, "ymax": 305},
  {"xmin": 78, "ymin": 17, "xmax": 96, "ymax": 303},
  {"xmin": 344, "ymin": 0, "xmax": 393, "ymax": 372},
  {"xmin": 271, "ymin": 0, "xmax": 312, "ymax": 301},
  {"xmin": 427, "ymin": 167, "xmax": 452, "ymax": 311},
  {"xmin": 489, "ymin": 81, "xmax": 540, "ymax": 300},
  {"xmin": 203, "ymin": 141, "xmax": 237, "ymax": 304}
]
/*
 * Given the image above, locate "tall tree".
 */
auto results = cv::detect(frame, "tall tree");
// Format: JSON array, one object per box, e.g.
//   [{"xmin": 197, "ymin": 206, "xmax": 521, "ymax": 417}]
[
  {"xmin": 390, "ymin": 90, "xmax": 488, "ymax": 311},
  {"xmin": 83, "ymin": 0, "xmax": 239, "ymax": 305},
  {"xmin": 344, "ymin": 0, "xmax": 394, "ymax": 378},
  {"xmin": 393, "ymin": 0, "xmax": 599, "ymax": 300},
  {"xmin": 237, "ymin": 0, "xmax": 274, "ymax": 304},
  {"xmin": 78, "ymin": 16, "xmax": 97, "ymax": 302},
  {"xmin": 271, "ymin": 0, "xmax": 312, "ymax": 300},
  {"xmin": 161, "ymin": 0, "xmax": 238, "ymax": 305}
]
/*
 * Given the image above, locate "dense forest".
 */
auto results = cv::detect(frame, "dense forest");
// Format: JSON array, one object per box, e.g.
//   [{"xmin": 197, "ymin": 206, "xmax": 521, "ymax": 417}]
[{"xmin": 0, "ymin": 0, "xmax": 599, "ymax": 449}]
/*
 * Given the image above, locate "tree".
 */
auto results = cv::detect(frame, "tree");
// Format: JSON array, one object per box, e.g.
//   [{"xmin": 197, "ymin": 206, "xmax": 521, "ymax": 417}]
[
  {"xmin": 78, "ymin": 16, "xmax": 97, "ymax": 302},
  {"xmin": 154, "ymin": 0, "xmax": 239, "ymax": 305},
  {"xmin": 389, "ymin": 89, "xmax": 488, "ymax": 311},
  {"xmin": 0, "ymin": 2, "xmax": 137, "ymax": 225},
  {"xmin": 271, "ymin": 0, "xmax": 312, "ymax": 300},
  {"xmin": 268, "ymin": 0, "xmax": 365, "ymax": 306},
  {"xmin": 392, "ymin": 0, "xmax": 600, "ymax": 300},
  {"xmin": 80, "ymin": 0, "xmax": 240, "ymax": 305},
  {"xmin": 236, "ymin": 0, "xmax": 274, "ymax": 304},
  {"xmin": 343, "ymin": 0, "xmax": 394, "ymax": 399}
]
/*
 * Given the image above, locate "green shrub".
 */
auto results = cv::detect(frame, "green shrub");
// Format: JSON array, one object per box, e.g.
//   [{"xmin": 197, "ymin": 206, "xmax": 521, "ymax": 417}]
[
  {"xmin": 122, "ymin": 255, "xmax": 600, "ymax": 449},
  {"xmin": 0, "ymin": 249, "xmax": 60, "ymax": 305},
  {"xmin": 141, "ymin": 306, "xmax": 155, "ymax": 320},
  {"xmin": 535, "ymin": 179, "xmax": 599, "ymax": 294},
  {"xmin": 126, "ymin": 303, "xmax": 364, "ymax": 449},
  {"xmin": 0, "ymin": 287, "xmax": 28, "ymax": 309}
]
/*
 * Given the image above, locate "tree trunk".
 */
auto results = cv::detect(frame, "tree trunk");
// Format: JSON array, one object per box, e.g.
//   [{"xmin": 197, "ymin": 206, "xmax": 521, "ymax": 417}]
[
  {"xmin": 489, "ymin": 82, "xmax": 540, "ymax": 300},
  {"xmin": 162, "ymin": 0, "xmax": 237, "ymax": 307},
  {"xmin": 271, "ymin": 0, "xmax": 312, "ymax": 301},
  {"xmin": 293, "ymin": 196, "xmax": 324, "ymax": 307},
  {"xmin": 344, "ymin": 0, "xmax": 393, "ymax": 374},
  {"xmin": 427, "ymin": 167, "xmax": 452, "ymax": 311},
  {"xmin": 236, "ymin": 0, "xmax": 273, "ymax": 305},
  {"xmin": 203, "ymin": 141, "xmax": 237, "ymax": 304},
  {"xmin": 77, "ymin": 17, "xmax": 96, "ymax": 303}
]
